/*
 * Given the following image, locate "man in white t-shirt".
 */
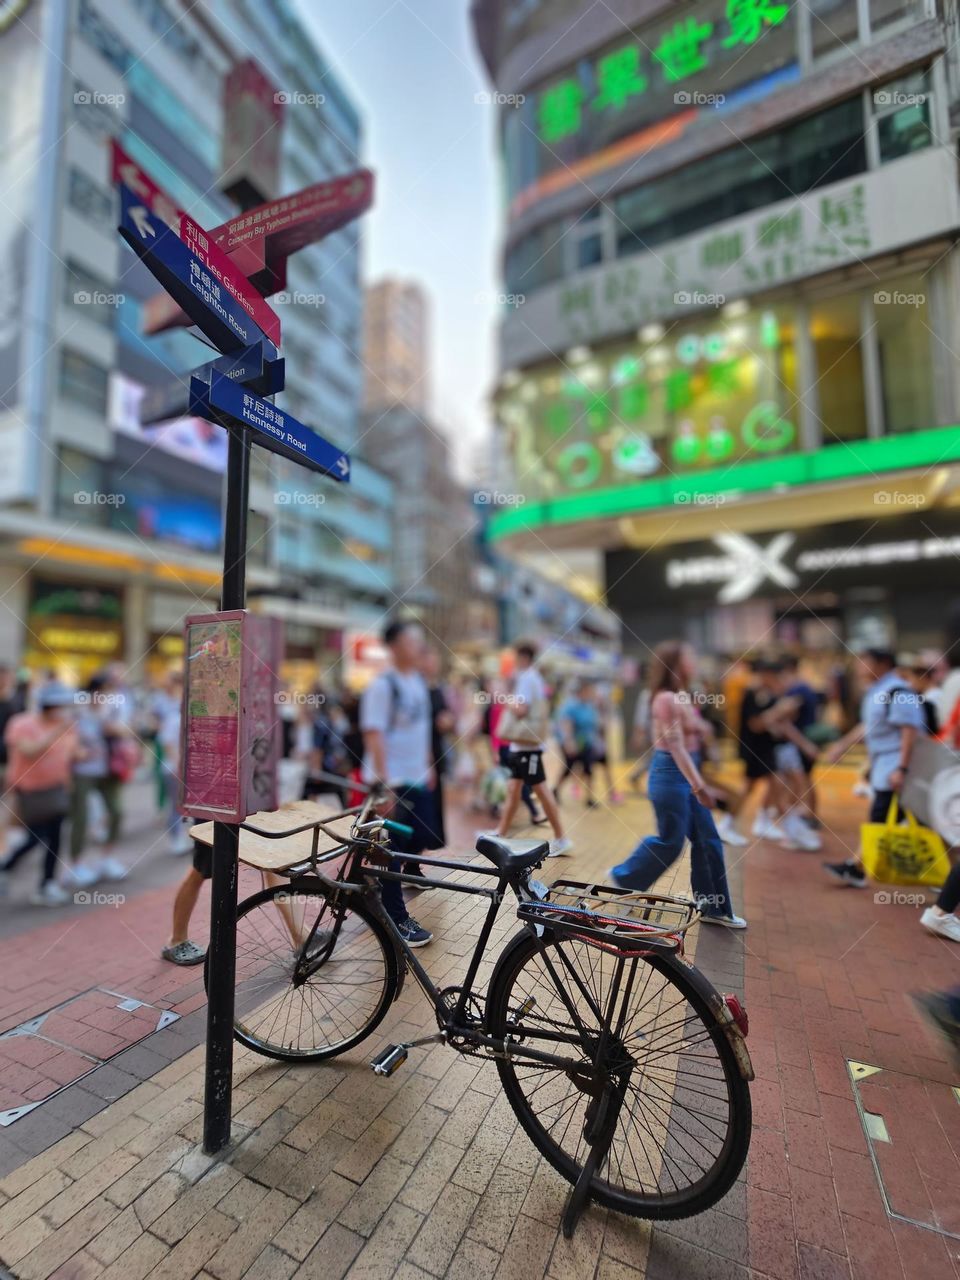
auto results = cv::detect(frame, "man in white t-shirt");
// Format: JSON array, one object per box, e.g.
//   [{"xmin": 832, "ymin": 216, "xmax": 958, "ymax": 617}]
[
  {"xmin": 360, "ymin": 620, "xmax": 435, "ymax": 947},
  {"xmin": 495, "ymin": 642, "xmax": 571, "ymax": 856}
]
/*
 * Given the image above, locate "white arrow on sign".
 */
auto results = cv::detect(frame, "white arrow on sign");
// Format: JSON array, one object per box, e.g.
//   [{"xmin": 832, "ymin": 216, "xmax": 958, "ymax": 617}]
[
  {"xmin": 130, "ymin": 206, "xmax": 156, "ymax": 240},
  {"xmin": 336, "ymin": 456, "xmax": 349, "ymax": 476}
]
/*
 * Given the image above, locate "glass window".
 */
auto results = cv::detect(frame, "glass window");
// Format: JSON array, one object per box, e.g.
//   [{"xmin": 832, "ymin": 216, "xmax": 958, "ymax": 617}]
[
  {"xmin": 55, "ymin": 448, "xmax": 106, "ymax": 522},
  {"xmin": 873, "ymin": 72, "xmax": 933, "ymax": 162},
  {"xmin": 809, "ymin": 0, "xmax": 860, "ymax": 59},
  {"xmin": 505, "ymin": 216, "xmax": 567, "ymax": 294},
  {"xmin": 577, "ymin": 234, "xmax": 603, "ymax": 269},
  {"xmin": 874, "ymin": 275, "xmax": 935, "ymax": 432},
  {"xmin": 809, "ymin": 292, "xmax": 867, "ymax": 443},
  {"xmin": 68, "ymin": 168, "xmax": 113, "ymax": 227},
  {"xmin": 869, "ymin": 0, "xmax": 925, "ymax": 36},
  {"xmin": 613, "ymin": 96, "xmax": 866, "ymax": 257},
  {"xmin": 59, "ymin": 350, "xmax": 109, "ymax": 416},
  {"xmin": 63, "ymin": 260, "xmax": 120, "ymax": 328}
]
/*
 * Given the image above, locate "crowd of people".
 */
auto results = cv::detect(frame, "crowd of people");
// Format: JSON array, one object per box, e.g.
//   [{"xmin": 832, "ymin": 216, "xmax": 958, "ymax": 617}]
[{"xmin": 2, "ymin": 619, "xmax": 959, "ymax": 1063}]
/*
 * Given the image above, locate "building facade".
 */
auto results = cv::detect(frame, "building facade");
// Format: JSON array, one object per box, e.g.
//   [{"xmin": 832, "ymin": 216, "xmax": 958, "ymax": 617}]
[
  {"xmin": 362, "ymin": 278, "xmax": 430, "ymax": 414},
  {"xmin": 0, "ymin": 0, "xmax": 390, "ymax": 685},
  {"xmin": 472, "ymin": 0, "xmax": 960, "ymax": 658}
]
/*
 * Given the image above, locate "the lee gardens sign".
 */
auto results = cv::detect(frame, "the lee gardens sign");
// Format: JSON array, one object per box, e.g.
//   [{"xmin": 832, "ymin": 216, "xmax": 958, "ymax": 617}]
[{"xmin": 499, "ymin": 148, "xmax": 960, "ymax": 368}]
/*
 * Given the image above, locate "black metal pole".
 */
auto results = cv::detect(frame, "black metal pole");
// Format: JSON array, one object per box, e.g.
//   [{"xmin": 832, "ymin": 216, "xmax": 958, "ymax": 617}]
[{"xmin": 203, "ymin": 422, "xmax": 251, "ymax": 1154}]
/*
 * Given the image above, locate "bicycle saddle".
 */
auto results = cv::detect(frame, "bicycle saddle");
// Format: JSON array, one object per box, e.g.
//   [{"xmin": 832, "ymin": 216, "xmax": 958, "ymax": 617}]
[{"xmin": 475, "ymin": 834, "xmax": 548, "ymax": 872}]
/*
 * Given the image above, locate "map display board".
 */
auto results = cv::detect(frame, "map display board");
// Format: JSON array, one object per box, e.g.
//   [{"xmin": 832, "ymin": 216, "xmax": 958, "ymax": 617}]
[{"xmin": 180, "ymin": 610, "xmax": 283, "ymax": 821}]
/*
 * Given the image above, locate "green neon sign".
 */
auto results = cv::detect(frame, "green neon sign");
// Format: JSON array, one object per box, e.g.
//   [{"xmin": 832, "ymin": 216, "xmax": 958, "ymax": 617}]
[
  {"xmin": 487, "ymin": 426, "xmax": 960, "ymax": 541},
  {"xmin": 537, "ymin": 0, "xmax": 792, "ymax": 144}
]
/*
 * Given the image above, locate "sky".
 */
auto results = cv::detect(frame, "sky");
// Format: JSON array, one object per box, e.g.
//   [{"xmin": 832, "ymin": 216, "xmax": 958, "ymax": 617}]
[{"xmin": 294, "ymin": 0, "xmax": 500, "ymax": 475}]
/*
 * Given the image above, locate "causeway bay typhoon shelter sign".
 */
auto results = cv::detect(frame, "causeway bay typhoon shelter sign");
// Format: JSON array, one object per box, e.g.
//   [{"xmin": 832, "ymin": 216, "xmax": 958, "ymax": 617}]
[{"xmin": 499, "ymin": 149, "xmax": 960, "ymax": 368}]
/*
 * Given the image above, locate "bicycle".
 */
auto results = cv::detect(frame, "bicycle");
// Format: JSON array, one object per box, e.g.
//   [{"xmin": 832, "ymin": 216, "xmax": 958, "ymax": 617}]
[{"xmin": 211, "ymin": 783, "xmax": 754, "ymax": 1236}]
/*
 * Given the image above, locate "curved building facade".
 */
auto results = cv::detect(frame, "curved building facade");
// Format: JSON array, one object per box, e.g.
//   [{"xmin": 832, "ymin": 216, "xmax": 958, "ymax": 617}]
[{"xmin": 473, "ymin": 0, "xmax": 960, "ymax": 653}]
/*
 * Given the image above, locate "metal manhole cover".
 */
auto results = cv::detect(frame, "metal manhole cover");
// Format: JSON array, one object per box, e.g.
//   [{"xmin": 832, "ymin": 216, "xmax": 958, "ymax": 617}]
[
  {"xmin": 0, "ymin": 987, "xmax": 179, "ymax": 1125},
  {"xmin": 849, "ymin": 1060, "xmax": 960, "ymax": 1240}
]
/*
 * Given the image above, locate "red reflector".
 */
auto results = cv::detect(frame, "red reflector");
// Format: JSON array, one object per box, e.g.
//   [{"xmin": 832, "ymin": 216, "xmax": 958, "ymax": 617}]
[{"xmin": 723, "ymin": 993, "xmax": 749, "ymax": 1037}]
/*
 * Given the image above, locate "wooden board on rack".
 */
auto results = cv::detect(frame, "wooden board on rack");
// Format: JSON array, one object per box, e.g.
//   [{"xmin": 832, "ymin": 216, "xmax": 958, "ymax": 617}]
[{"xmin": 190, "ymin": 799, "xmax": 356, "ymax": 872}]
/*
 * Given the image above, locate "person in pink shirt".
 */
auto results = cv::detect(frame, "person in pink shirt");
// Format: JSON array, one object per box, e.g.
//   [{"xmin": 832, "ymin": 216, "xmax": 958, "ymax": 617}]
[{"xmin": 0, "ymin": 683, "xmax": 79, "ymax": 906}]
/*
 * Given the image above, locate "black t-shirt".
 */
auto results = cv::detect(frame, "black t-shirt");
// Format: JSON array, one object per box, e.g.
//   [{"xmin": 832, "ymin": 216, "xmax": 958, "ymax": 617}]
[{"xmin": 739, "ymin": 687, "xmax": 778, "ymax": 764}]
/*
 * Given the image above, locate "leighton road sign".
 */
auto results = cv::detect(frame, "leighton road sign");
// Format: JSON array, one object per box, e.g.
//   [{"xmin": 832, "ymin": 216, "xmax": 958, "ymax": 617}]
[
  {"xmin": 190, "ymin": 372, "xmax": 351, "ymax": 481},
  {"xmin": 112, "ymin": 141, "xmax": 281, "ymax": 347},
  {"xmin": 119, "ymin": 186, "xmax": 279, "ymax": 357}
]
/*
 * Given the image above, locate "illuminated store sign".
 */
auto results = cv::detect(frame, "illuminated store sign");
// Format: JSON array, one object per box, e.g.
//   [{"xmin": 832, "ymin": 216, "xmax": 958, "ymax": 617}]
[
  {"xmin": 499, "ymin": 150, "xmax": 960, "ymax": 369},
  {"xmin": 538, "ymin": 1, "xmax": 790, "ymax": 144},
  {"xmin": 666, "ymin": 531, "xmax": 960, "ymax": 600}
]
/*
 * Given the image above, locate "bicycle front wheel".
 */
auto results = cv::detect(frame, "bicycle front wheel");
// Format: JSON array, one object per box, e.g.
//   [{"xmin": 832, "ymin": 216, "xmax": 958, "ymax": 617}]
[
  {"xmin": 217, "ymin": 880, "xmax": 399, "ymax": 1062},
  {"xmin": 486, "ymin": 928, "xmax": 751, "ymax": 1219}
]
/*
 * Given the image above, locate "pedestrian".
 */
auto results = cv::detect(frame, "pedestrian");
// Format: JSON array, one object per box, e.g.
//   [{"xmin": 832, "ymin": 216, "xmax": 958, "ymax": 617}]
[
  {"xmin": 493, "ymin": 641, "xmax": 570, "ymax": 855},
  {"xmin": 822, "ymin": 647, "xmax": 927, "ymax": 888},
  {"xmin": 156, "ymin": 670, "xmax": 192, "ymax": 854},
  {"xmin": 920, "ymin": 859, "xmax": 960, "ymax": 943},
  {"xmin": 554, "ymin": 681, "xmax": 599, "ymax": 807},
  {"xmin": 780, "ymin": 655, "xmax": 823, "ymax": 825},
  {"xmin": 0, "ymin": 663, "xmax": 26, "ymax": 854},
  {"xmin": 360, "ymin": 619, "xmax": 435, "ymax": 946},
  {"xmin": 489, "ymin": 682, "xmax": 544, "ymax": 824},
  {"xmin": 738, "ymin": 658, "xmax": 790, "ymax": 839},
  {"xmin": 607, "ymin": 641, "xmax": 745, "ymax": 928},
  {"xmin": 0, "ymin": 682, "xmax": 78, "ymax": 905},
  {"xmin": 421, "ymin": 645, "xmax": 455, "ymax": 850},
  {"xmin": 66, "ymin": 674, "xmax": 128, "ymax": 885}
]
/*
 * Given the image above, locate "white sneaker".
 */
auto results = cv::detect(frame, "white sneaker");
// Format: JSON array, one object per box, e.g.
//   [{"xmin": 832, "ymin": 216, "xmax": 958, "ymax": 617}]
[
  {"xmin": 701, "ymin": 912, "xmax": 748, "ymax": 930},
  {"xmin": 752, "ymin": 811, "xmax": 785, "ymax": 841},
  {"xmin": 782, "ymin": 813, "xmax": 821, "ymax": 851},
  {"xmin": 548, "ymin": 837, "xmax": 573, "ymax": 857},
  {"xmin": 920, "ymin": 907, "xmax": 960, "ymax": 943},
  {"xmin": 852, "ymin": 782, "xmax": 872, "ymax": 799},
  {"xmin": 716, "ymin": 815, "xmax": 748, "ymax": 847},
  {"xmin": 62, "ymin": 863, "xmax": 100, "ymax": 889},
  {"xmin": 30, "ymin": 881, "xmax": 71, "ymax": 907},
  {"xmin": 95, "ymin": 857, "xmax": 128, "ymax": 882}
]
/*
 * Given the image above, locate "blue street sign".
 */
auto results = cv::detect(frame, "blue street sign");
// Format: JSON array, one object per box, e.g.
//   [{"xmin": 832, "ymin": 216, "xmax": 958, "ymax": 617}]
[
  {"xmin": 140, "ymin": 346, "xmax": 285, "ymax": 426},
  {"xmin": 119, "ymin": 186, "xmax": 278, "ymax": 359},
  {"xmin": 190, "ymin": 373, "xmax": 350, "ymax": 482}
]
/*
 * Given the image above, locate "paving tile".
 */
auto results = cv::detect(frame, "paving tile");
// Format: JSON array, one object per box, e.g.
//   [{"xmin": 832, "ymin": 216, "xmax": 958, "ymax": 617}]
[{"xmin": 405, "ymin": 1183, "xmax": 480, "ymax": 1276}]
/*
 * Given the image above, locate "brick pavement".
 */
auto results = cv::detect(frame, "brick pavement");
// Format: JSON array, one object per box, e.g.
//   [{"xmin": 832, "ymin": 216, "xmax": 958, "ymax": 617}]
[{"xmin": 0, "ymin": 769, "xmax": 958, "ymax": 1278}]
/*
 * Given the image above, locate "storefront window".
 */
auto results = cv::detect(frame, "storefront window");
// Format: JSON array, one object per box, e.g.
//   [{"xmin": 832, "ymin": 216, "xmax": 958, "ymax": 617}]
[
  {"xmin": 869, "ymin": 0, "xmax": 925, "ymax": 36},
  {"xmin": 809, "ymin": 292, "xmax": 867, "ymax": 443},
  {"xmin": 499, "ymin": 304, "xmax": 800, "ymax": 501},
  {"xmin": 874, "ymin": 275, "xmax": 935, "ymax": 433},
  {"xmin": 809, "ymin": 0, "xmax": 859, "ymax": 59}
]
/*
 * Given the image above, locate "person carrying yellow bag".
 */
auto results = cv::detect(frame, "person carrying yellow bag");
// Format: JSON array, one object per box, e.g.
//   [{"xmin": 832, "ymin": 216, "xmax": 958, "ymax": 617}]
[{"xmin": 860, "ymin": 795, "xmax": 950, "ymax": 887}]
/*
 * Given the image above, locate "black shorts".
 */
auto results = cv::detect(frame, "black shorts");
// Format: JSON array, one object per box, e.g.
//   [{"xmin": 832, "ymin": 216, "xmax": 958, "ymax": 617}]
[
  {"xmin": 869, "ymin": 789, "xmax": 896, "ymax": 824},
  {"xmin": 563, "ymin": 748, "xmax": 593, "ymax": 776},
  {"xmin": 506, "ymin": 749, "xmax": 546, "ymax": 787},
  {"xmin": 743, "ymin": 753, "xmax": 775, "ymax": 780},
  {"xmin": 192, "ymin": 840, "xmax": 212, "ymax": 879}
]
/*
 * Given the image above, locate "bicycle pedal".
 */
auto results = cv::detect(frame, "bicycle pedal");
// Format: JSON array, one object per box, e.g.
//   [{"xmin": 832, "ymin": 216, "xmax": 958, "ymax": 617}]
[{"xmin": 370, "ymin": 1044, "xmax": 408, "ymax": 1077}]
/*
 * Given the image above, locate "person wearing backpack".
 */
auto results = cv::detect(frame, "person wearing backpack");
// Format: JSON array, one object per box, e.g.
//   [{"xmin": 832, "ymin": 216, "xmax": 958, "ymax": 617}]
[
  {"xmin": 822, "ymin": 648, "xmax": 926, "ymax": 888},
  {"xmin": 360, "ymin": 619, "xmax": 435, "ymax": 948}
]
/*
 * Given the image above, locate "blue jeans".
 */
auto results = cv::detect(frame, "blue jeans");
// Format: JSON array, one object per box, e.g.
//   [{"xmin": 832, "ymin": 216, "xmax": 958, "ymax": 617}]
[{"xmin": 611, "ymin": 751, "xmax": 734, "ymax": 918}]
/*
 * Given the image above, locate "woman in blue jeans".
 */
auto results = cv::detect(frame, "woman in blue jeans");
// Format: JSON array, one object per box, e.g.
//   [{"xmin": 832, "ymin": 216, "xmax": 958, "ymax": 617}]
[{"xmin": 609, "ymin": 641, "xmax": 746, "ymax": 929}]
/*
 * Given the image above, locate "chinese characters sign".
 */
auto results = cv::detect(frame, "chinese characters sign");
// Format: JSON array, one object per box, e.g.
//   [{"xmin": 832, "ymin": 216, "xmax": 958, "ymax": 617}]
[
  {"xmin": 539, "ymin": 1, "xmax": 790, "ymax": 143},
  {"xmin": 181, "ymin": 611, "xmax": 283, "ymax": 822}
]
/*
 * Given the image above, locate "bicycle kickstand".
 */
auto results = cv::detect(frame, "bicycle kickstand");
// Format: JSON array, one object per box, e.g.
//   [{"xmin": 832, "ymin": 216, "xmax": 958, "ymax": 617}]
[{"xmin": 561, "ymin": 1073, "xmax": 631, "ymax": 1239}]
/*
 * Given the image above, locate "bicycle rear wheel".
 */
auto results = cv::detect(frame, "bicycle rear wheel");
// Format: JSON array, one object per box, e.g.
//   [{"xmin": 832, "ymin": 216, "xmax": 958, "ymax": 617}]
[
  {"xmin": 485, "ymin": 928, "xmax": 750, "ymax": 1219},
  {"xmin": 213, "ymin": 880, "xmax": 399, "ymax": 1062}
]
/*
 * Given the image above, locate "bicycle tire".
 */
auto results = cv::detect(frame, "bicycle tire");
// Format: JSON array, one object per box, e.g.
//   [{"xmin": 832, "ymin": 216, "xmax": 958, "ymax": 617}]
[
  {"xmin": 206, "ymin": 880, "xmax": 400, "ymax": 1063},
  {"xmin": 485, "ymin": 927, "xmax": 751, "ymax": 1220}
]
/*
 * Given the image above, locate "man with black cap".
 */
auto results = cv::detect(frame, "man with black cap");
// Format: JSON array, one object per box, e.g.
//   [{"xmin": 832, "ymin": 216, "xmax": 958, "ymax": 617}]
[{"xmin": 822, "ymin": 647, "xmax": 926, "ymax": 887}]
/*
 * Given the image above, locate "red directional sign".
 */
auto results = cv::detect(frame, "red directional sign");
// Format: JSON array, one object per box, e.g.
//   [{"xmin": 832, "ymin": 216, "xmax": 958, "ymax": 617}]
[
  {"xmin": 141, "ymin": 169, "xmax": 374, "ymax": 335},
  {"xmin": 209, "ymin": 170, "xmax": 374, "ymax": 259},
  {"xmin": 111, "ymin": 141, "xmax": 281, "ymax": 348}
]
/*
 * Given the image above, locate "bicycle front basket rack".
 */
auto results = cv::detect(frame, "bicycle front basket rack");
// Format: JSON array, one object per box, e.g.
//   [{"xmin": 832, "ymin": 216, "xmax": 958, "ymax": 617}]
[{"xmin": 518, "ymin": 879, "xmax": 699, "ymax": 956}]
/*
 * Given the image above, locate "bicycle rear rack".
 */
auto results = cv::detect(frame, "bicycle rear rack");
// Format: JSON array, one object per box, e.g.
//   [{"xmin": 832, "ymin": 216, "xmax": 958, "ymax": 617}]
[{"xmin": 518, "ymin": 879, "xmax": 698, "ymax": 956}]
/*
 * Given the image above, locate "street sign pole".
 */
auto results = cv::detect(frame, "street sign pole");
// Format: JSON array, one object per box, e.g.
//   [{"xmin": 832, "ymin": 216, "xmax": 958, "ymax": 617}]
[{"xmin": 204, "ymin": 422, "xmax": 250, "ymax": 1153}]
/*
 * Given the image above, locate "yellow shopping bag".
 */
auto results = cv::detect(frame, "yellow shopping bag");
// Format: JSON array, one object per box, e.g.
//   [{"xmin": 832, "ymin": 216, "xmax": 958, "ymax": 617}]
[{"xmin": 860, "ymin": 796, "xmax": 950, "ymax": 887}]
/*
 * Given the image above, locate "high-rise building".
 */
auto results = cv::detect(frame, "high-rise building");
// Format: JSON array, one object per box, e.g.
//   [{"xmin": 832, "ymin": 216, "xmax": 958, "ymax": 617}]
[
  {"xmin": 473, "ymin": 0, "xmax": 960, "ymax": 658},
  {"xmin": 0, "ymin": 0, "xmax": 391, "ymax": 685},
  {"xmin": 362, "ymin": 278, "xmax": 429, "ymax": 414}
]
